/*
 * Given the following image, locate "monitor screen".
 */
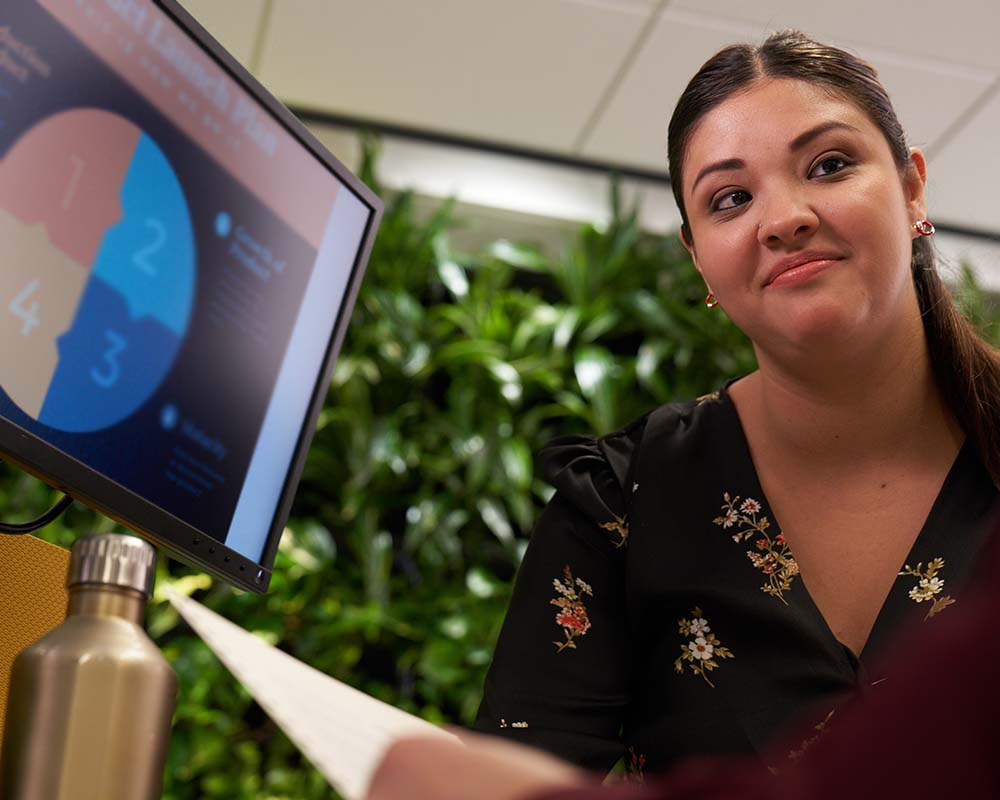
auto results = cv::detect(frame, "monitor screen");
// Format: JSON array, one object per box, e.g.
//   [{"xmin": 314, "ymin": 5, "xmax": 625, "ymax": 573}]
[{"xmin": 0, "ymin": 0, "xmax": 382, "ymax": 592}]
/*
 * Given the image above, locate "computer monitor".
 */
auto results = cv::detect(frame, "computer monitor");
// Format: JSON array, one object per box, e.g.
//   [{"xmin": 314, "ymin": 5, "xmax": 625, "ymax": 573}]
[{"xmin": 0, "ymin": 0, "xmax": 383, "ymax": 592}]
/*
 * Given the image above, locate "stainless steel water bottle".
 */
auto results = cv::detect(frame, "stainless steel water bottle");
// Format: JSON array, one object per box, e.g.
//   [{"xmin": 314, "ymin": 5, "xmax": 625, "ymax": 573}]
[{"xmin": 0, "ymin": 533, "xmax": 177, "ymax": 800}]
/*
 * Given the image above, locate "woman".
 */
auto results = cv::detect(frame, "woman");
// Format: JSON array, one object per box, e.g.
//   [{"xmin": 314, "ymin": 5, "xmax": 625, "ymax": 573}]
[{"xmin": 471, "ymin": 29, "xmax": 1000, "ymax": 777}]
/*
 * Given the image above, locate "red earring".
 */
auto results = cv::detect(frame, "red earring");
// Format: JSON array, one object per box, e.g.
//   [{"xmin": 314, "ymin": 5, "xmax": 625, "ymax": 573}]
[
  {"xmin": 705, "ymin": 292, "xmax": 719, "ymax": 308},
  {"xmin": 913, "ymin": 219, "xmax": 935, "ymax": 236}
]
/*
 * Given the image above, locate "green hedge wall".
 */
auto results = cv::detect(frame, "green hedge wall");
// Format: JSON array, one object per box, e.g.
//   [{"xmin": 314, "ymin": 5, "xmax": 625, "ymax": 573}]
[{"xmin": 6, "ymin": 139, "xmax": 997, "ymax": 799}]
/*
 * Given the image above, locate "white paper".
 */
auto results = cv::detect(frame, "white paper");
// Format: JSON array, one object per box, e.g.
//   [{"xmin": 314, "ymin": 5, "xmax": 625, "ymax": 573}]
[{"xmin": 167, "ymin": 589, "xmax": 456, "ymax": 800}]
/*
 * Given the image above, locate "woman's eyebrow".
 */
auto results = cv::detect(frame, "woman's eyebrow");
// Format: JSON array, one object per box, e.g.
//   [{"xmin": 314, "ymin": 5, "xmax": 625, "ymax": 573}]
[
  {"xmin": 789, "ymin": 121, "xmax": 862, "ymax": 151},
  {"xmin": 690, "ymin": 158, "xmax": 744, "ymax": 193},
  {"xmin": 689, "ymin": 121, "xmax": 863, "ymax": 193}
]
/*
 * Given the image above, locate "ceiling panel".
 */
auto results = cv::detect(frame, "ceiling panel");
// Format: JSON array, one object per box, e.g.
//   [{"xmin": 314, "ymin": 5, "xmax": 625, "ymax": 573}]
[
  {"xmin": 254, "ymin": 0, "xmax": 653, "ymax": 151},
  {"xmin": 177, "ymin": 0, "xmax": 266, "ymax": 69},
  {"xmin": 581, "ymin": 7, "xmax": 994, "ymax": 170},
  {"xmin": 579, "ymin": 12, "xmax": 760, "ymax": 170},
  {"xmin": 669, "ymin": 0, "xmax": 1000, "ymax": 71},
  {"xmin": 858, "ymin": 56, "xmax": 993, "ymax": 152},
  {"xmin": 922, "ymin": 87, "xmax": 1000, "ymax": 232}
]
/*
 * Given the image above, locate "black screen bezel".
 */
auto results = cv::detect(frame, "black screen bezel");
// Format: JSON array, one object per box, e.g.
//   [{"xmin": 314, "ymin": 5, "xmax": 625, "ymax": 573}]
[{"xmin": 0, "ymin": 0, "xmax": 383, "ymax": 593}]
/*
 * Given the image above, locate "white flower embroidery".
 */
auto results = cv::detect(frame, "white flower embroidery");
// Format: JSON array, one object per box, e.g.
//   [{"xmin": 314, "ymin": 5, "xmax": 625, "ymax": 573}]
[
  {"xmin": 899, "ymin": 558, "xmax": 955, "ymax": 619},
  {"xmin": 575, "ymin": 577, "xmax": 593, "ymax": 595},
  {"xmin": 909, "ymin": 577, "xmax": 945, "ymax": 602},
  {"xmin": 739, "ymin": 498, "xmax": 761, "ymax": 514},
  {"xmin": 689, "ymin": 617, "xmax": 710, "ymax": 636},
  {"xmin": 675, "ymin": 607, "xmax": 734, "ymax": 687},
  {"xmin": 722, "ymin": 509, "xmax": 739, "ymax": 528},
  {"xmin": 687, "ymin": 637, "xmax": 714, "ymax": 660}
]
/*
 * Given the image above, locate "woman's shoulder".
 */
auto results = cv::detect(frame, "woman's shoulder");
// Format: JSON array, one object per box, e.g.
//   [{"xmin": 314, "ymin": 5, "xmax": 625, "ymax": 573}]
[
  {"xmin": 537, "ymin": 392, "xmax": 729, "ymax": 545},
  {"xmin": 539, "ymin": 391, "xmax": 727, "ymax": 482}
]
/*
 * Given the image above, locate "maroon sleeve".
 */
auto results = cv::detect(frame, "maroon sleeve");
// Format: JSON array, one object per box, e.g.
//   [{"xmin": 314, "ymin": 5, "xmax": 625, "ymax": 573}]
[{"xmin": 534, "ymin": 509, "xmax": 1000, "ymax": 800}]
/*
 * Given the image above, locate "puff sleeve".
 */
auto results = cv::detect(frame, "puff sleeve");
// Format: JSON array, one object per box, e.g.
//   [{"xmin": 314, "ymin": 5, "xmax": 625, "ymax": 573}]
[{"xmin": 473, "ymin": 418, "xmax": 646, "ymax": 773}]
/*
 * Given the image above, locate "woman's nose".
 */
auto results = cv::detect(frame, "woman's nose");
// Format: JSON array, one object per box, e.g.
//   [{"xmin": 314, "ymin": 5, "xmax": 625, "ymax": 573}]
[{"xmin": 756, "ymin": 191, "xmax": 819, "ymax": 247}]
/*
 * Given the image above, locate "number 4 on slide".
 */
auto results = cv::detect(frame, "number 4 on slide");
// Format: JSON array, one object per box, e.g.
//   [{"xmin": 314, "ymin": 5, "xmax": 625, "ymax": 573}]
[{"xmin": 9, "ymin": 278, "xmax": 41, "ymax": 336}]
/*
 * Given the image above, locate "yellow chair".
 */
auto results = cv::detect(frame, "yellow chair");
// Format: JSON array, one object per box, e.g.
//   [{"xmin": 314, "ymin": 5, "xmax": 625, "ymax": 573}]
[{"xmin": 0, "ymin": 534, "xmax": 70, "ymax": 739}]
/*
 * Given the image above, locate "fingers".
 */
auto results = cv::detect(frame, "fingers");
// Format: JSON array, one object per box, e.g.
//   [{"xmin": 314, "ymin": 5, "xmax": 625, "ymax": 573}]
[{"xmin": 366, "ymin": 734, "xmax": 590, "ymax": 800}]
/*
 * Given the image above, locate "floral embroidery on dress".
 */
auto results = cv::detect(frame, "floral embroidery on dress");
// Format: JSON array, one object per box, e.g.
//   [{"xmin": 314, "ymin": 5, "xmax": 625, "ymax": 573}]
[
  {"xmin": 499, "ymin": 719, "xmax": 529, "ymax": 729},
  {"xmin": 713, "ymin": 492, "xmax": 799, "ymax": 604},
  {"xmin": 673, "ymin": 607, "xmax": 734, "ymax": 687},
  {"xmin": 599, "ymin": 513, "xmax": 629, "ymax": 548},
  {"xmin": 625, "ymin": 747, "xmax": 646, "ymax": 783},
  {"xmin": 787, "ymin": 709, "xmax": 836, "ymax": 761},
  {"xmin": 551, "ymin": 565, "xmax": 594, "ymax": 652},
  {"xmin": 898, "ymin": 557, "xmax": 956, "ymax": 620}
]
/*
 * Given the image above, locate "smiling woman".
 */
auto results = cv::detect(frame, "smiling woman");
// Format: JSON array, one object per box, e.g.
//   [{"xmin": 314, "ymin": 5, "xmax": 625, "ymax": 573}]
[
  {"xmin": 467, "ymin": 29, "xmax": 1000, "ymax": 780},
  {"xmin": 678, "ymin": 77, "xmax": 924, "ymax": 359}
]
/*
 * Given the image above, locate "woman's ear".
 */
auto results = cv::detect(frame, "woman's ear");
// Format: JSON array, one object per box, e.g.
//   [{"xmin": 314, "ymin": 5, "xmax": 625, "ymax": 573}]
[
  {"xmin": 679, "ymin": 225, "xmax": 701, "ymax": 275},
  {"xmin": 904, "ymin": 147, "xmax": 928, "ymax": 228},
  {"xmin": 680, "ymin": 225, "xmax": 714, "ymax": 297}
]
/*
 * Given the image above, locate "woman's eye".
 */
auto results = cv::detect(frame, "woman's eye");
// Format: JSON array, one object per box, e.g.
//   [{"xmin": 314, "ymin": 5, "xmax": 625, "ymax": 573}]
[
  {"xmin": 712, "ymin": 189, "xmax": 752, "ymax": 211},
  {"xmin": 811, "ymin": 156, "xmax": 848, "ymax": 177}
]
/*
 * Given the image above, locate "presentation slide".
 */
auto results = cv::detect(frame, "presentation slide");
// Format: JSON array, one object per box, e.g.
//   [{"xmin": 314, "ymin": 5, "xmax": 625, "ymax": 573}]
[{"xmin": 0, "ymin": 1, "xmax": 366, "ymax": 562}]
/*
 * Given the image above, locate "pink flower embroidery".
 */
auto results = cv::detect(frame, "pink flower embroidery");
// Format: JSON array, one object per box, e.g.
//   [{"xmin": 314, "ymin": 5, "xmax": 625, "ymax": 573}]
[
  {"xmin": 550, "ymin": 565, "xmax": 594, "ymax": 652},
  {"xmin": 625, "ymin": 747, "xmax": 646, "ymax": 783},
  {"xmin": 714, "ymin": 493, "xmax": 799, "ymax": 604},
  {"xmin": 740, "ymin": 498, "xmax": 761, "ymax": 514},
  {"xmin": 555, "ymin": 606, "xmax": 590, "ymax": 635}
]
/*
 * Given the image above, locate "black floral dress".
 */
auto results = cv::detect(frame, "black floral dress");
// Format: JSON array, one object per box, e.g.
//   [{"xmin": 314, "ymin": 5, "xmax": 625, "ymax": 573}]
[{"xmin": 473, "ymin": 386, "xmax": 998, "ymax": 776}]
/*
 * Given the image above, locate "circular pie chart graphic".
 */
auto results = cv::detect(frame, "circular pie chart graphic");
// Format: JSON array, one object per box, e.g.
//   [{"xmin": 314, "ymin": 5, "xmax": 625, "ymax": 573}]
[{"xmin": 0, "ymin": 108, "xmax": 195, "ymax": 432}]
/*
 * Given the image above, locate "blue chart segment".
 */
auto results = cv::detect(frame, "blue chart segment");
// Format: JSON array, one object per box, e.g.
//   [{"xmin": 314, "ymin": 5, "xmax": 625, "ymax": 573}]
[
  {"xmin": 92, "ymin": 134, "xmax": 195, "ymax": 337},
  {"xmin": 0, "ymin": 108, "xmax": 195, "ymax": 433},
  {"xmin": 41, "ymin": 277, "xmax": 180, "ymax": 431}
]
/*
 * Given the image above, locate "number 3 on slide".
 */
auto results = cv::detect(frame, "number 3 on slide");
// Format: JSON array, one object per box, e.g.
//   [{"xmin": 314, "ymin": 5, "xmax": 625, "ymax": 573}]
[{"xmin": 91, "ymin": 329, "xmax": 127, "ymax": 388}]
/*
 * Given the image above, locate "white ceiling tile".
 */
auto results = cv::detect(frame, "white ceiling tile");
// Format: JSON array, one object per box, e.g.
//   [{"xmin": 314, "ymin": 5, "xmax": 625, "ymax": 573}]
[
  {"xmin": 670, "ymin": 0, "xmax": 1000, "ymax": 71},
  {"xmin": 582, "ymin": 8, "xmax": 994, "ymax": 172},
  {"xmin": 255, "ymin": 0, "xmax": 652, "ymax": 151},
  {"xmin": 177, "ymin": 0, "xmax": 267, "ymax": 69},
  {"xmin": 923, "ymin": 86, "xmax": 1000, "ymax": 233},
  {"xmin": 856, "ymin": 59, "xmax": 993, "ymax": 152},
  {"xmin": 565, "ymin": 0, "xmax": 659, "ymax": 12},
  {"xmin": 579, "ymin": 13, "xmax": 755, "ymax": 171}
]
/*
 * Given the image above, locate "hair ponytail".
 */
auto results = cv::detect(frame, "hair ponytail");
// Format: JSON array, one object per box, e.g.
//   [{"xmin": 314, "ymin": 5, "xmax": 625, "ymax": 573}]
[{"xmin": 912, "ymin": 237, "xmax": 1000, "ymax": 485}]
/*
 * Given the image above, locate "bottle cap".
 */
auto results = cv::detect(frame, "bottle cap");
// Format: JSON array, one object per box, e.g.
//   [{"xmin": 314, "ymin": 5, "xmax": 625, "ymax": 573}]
[{"xmin": 68, "ymin": 533, "xmax": 157, "ymax": 597}]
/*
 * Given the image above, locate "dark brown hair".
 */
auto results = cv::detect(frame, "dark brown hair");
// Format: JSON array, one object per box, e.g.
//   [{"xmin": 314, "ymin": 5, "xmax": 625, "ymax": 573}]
[{"xmin": 667, "ymin": 30, "xmax": 1000, "ymax": 487}]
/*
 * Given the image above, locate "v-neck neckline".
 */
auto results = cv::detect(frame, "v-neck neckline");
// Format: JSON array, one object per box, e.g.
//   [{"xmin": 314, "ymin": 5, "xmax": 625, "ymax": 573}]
[{"xmin": 716, "ymin": 382, "xmax": 970, "ymax": 666}]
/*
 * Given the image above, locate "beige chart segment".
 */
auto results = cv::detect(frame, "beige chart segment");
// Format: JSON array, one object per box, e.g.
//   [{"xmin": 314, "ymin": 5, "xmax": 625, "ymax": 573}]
[
  {"xmin": 0, "ymin": 109, "xmax": 139, "ymax": 418},
  {"xmin": 0, "ymin": 215, "xmax": 87, "ymax": 416}
]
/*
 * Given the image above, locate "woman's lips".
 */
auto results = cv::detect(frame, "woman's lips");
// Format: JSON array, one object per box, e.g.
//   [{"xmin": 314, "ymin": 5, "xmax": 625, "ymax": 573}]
[{"xmin": 765, "ymin": 255, "xmax": 844, "ymax": 288}]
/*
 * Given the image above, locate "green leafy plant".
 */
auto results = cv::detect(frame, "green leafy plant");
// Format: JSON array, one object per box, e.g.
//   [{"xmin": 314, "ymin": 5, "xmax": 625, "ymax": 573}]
[{"xmin": 6, "ymin": 139, "xmax": 998, "ymax": 798}]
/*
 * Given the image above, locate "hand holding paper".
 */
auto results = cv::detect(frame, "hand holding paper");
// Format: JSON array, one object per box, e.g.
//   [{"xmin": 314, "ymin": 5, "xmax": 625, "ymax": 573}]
[{"xmin": 167, "ymin": 589, "xmax": 456, "ymax": 800}]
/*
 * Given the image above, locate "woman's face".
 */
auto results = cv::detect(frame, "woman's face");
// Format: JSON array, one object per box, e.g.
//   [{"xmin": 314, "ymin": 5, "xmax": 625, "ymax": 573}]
[{"xmin": 679, "ymin": 77, "xmax": 927, "ymax": 359}]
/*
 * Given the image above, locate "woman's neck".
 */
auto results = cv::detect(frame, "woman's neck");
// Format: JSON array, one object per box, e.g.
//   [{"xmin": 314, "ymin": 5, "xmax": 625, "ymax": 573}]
[{"xmin": 733, "ymin": 316, "xmax": 962, "ymax": 468}]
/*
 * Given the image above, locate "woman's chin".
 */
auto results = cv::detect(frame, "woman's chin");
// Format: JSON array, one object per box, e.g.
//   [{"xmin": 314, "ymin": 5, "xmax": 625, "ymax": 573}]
[{"xmin": 760, "ymin": 298, "xmax": 873, "ymax": 355}]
